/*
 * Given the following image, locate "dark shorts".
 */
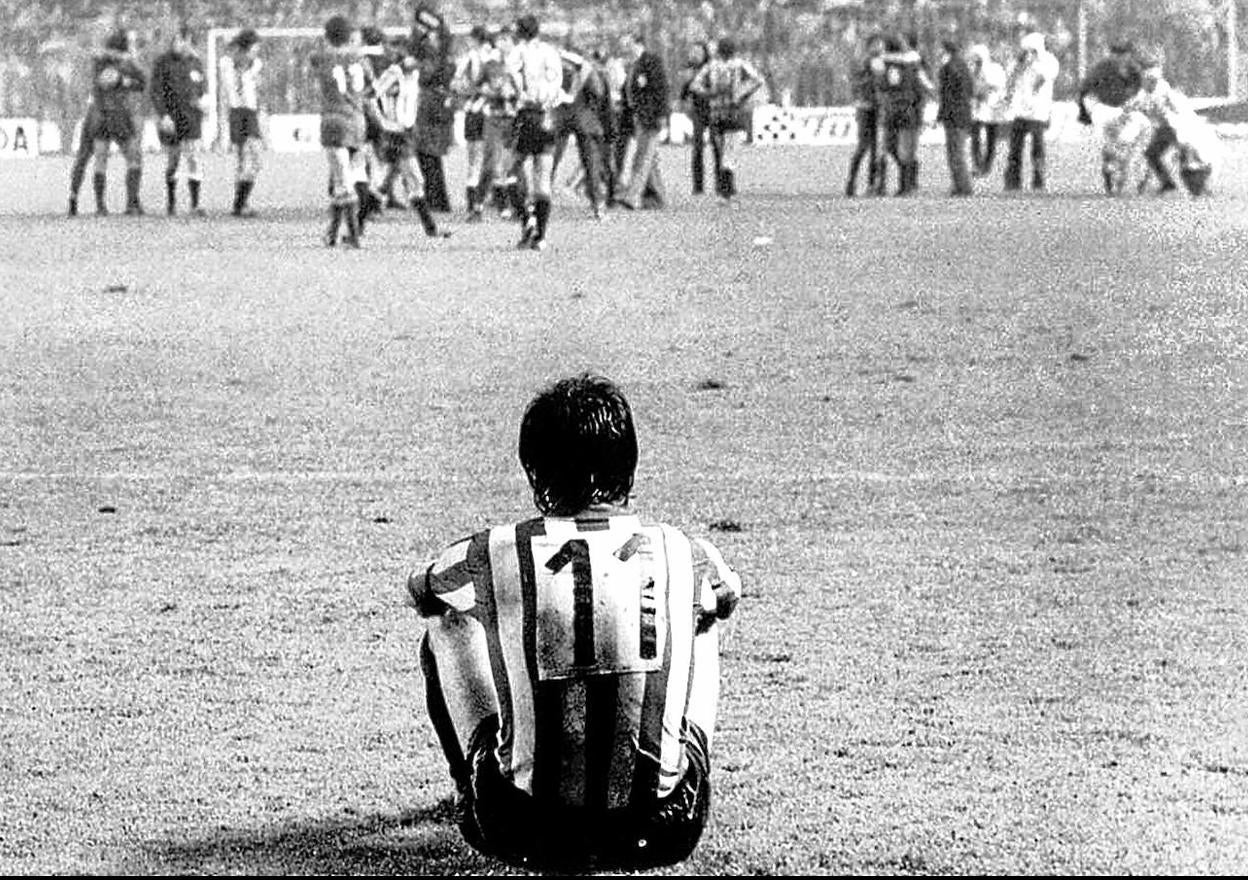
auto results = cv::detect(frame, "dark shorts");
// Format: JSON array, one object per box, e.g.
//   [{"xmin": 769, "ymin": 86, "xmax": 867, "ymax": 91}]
[
  {"xmin": 320, "ymin": 114, "xmax": 364, "ymax": 150},
  {"xmin": 512, "ymin": 107, "xmax": 557, "ymax": 157},
  {"xmin": 459, "ymin": 714, "xmax": 710, "ymax": 871},
  {"xmin": 159, "ymin": 110, "xmax": 204, "ymax": 145},
  {"xmin": 855, "ymin": 107, "xmax": 878, "ymax": 145},
  {"xmin": 378, "ymin": 129, "xmax": 411, "ymax": 164},
  {"xmin": 94, "ymin": 109, "xmax": 138, "ymax": 145},
  {"xmin": 228, "ymin": 108, "xmax": 261, "ymax": 145},
  {"xmin": 464, "ymin": 110, "xmax": 486, "ymax": 142}
]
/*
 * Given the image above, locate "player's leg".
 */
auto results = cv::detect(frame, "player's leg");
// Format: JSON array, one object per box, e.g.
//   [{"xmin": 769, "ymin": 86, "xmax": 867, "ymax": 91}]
[
  {"xmin": 1003, "ymin": 119, "xmax": 1025, "ymax": 190},
  {"xmin": 183, "ymin": 138, "xmax": 204, "ymax": 214},
  {"xmin": 122, "ymin": 134, "xmax": 144, "ymax": 215},
  {"xmin": 529, "ymin": 149, "xmax": 554, "ymax": 250},
  {"xmin": 642, "ymin": 147, "xmax": 665, "ymax": 208},
  {"xmin": 233, "ymin": 136, "xmax": 261, "ymax": 216},
  {"xmin": 898, "ymin": 125, "xmax": 919, "ymax": 195},
  {"xmin": 463, "ymin": 114, "xmax": 485, "ymax": 219},
  {"xmin": 623, "ymin": 128, "xmax": 659, "ymax": 209},
  {"xmin": 575, "ymin": 128, "xmax": 606, "ymax": 218},
  {"xmin": 68, "ymin": 115, "xmax": 97, "ymax": 216},
  {"xmin": 846, "ymin": 110, "xmax": 871, "ymax": 196},
  {"xmin": 91, "ymin": 139, "xmax": 111, "ymax": 215},
  {"xmin": 1144, "ymin": 123, "xmax": 1179, "ymax": 193},
  {"xmin": 164, "ymin": 141, "xmax": 182, "ymax": 215},
  {"xmin": 399, "ymin": 149, "xmax": 450, "ymax": 239},
  {"xmin": 717, "ymin": 127, "xmax": 739, "ymax": 200},
  {"xmin": 515, "ymin": 155, "xmax": 537, "ymax": 248},
  {"xmin": 1029, "ymin": 121, "xmax": 1047, "ymax": 191},
  {"xmin": 690, "ymin": 114, "xmax": 706, "ymax": 195},
  {"xmin": 324, "ymin": 147, "xmax": 355, "ymax": 247}
]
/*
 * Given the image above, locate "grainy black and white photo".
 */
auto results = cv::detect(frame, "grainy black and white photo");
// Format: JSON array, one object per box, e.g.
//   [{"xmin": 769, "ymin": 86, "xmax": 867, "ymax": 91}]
[{"xmin": 2, "ymin": 0, "xmax": 1246, "ymax": 874}]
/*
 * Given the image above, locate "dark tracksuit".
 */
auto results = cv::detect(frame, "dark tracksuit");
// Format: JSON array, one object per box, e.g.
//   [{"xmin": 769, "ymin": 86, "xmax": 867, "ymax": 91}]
[
  {"xmin": 937, "ymin": 52, "xmax": 975, "ymax": 196},
  {"xmin": 845, "ymin": 57, "xmax": 879, "ymax": 196}
]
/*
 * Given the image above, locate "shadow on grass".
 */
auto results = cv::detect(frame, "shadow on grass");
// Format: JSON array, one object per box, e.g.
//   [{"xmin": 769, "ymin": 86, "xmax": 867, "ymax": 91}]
[{"xmin": 121, "ymin": 796, "xmax": 524, "ymax": 875}]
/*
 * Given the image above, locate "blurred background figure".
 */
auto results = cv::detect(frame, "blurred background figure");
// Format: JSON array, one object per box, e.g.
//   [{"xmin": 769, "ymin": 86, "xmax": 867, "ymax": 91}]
[
  {"xmin": 937, "ymin": 36, "xmax": 974, "ymax": 197},
  {"xmin": 689, "ymin": 36, "xmax": 765, "ymax": 203},
  {"xmin": 680, "ymin": 40, "xmax": 714, "ymax": 196},
  {"xmin": 968, "ymin": 43, "xmax": 1007, "ymax": 177},
  {"xmin": 219, "ymin": 26, "xmax": 263, "ymax": 217},
  {"xmin": 844, "ymin": 32, "xmax": 883, "ymax": 198},
  {"xmin": 614, "ymin": 30, "xmax": 670, "ymax": 211},
  {"xmin": 88, "ymin": 29, "xmax": 147, "ymax": 216},
  {"xmin": 413, "ymin": 11, "xmax": 455, "ymax": 213},
  {"xmin": 1003, "ymin": 31, "xmax": 1059, "ymax": 192},
  {"xmin": 150, "ymin": 24, "xmax": 209, "ymax": 216}
]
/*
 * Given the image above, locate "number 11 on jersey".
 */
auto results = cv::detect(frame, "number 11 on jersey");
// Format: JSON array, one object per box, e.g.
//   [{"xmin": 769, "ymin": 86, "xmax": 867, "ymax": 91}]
[{"xmin": 532, "ymin": 531, "xmax": 664, "ymax": 681}]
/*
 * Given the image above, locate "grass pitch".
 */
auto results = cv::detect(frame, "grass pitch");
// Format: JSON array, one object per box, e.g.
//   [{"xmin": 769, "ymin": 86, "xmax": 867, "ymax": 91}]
[{"xmin": 1, "ymin": 139, "xmax": 1247, "ymax": 875}]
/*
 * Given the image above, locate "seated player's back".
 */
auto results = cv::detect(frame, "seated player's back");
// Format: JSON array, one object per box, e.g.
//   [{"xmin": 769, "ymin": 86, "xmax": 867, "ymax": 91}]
[{"xmin": 420, "ymin": 508, "xmax": 718, "ymax": 814}]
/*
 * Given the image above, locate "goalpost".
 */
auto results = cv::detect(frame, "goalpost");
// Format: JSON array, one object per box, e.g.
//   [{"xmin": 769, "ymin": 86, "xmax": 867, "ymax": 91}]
[{"xmin": 203, "ymin": 24, "xmax": 471, "ymax": 152}]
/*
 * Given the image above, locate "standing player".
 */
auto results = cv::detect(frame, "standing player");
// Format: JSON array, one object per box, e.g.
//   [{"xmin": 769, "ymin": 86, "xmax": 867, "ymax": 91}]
[
  {"xmin": 88, "ymin": 30, "xmax": 148, "ymax": 216},
  {"xmin": 689, "ymin": 37, "xmax": 765, "ymax": 203},
  {"xmin": 150, "ymin": 25, "xmax": 209, "ymax": 216},
  {"xmin": 219, "ymin": 27, "xmax": 264, "ymax": 217},
  {"xmin": 409, "ymin": 373, "xmax": 740, "ymax": 870},
  {"xmin": 507, "ymin": 14, "xmax": 563, "ymax": 251},
  {"xmin": 453, "ymin": 25, "xmax": 492, "ymax": 220},
  {"xmin": 477, "ymin": 33, "xmax": 522, "ymax": 220},
  {"xmin": 313, "ymin": 15, "xmax": 368, "ymax": 247},
  {"xmin": 371, "ymin": 43, "xmax": 452, "ymax": 238},
  {"xmin": 67, "ymin": 91, "xmax": 102, "ymax": 216}
]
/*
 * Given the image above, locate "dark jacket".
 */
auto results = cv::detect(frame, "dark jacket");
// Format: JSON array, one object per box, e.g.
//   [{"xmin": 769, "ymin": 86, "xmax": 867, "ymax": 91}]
[
  {"xmin": 415, "ymin": 55, "xmax": 456, "ymax": 156},
  {"xmin": 92, "ymin": 51, "xmax": 147, "ymax": 141},
  {"xmin": 624, "ymin": 50, "xmax": 669, "ymax": 132},
  {"xmin": 150, "ymin": 50, "xmax": 205, "ymax": 120},
  {"xmin": 937, "ymin": 52, "xmax": 975, "ymax": 129}
]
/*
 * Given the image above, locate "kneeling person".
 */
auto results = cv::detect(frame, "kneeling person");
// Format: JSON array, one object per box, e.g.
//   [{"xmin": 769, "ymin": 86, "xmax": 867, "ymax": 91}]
[{"xmin": 408, "ymin": 373, "xmax": 740, "ymax": 870}]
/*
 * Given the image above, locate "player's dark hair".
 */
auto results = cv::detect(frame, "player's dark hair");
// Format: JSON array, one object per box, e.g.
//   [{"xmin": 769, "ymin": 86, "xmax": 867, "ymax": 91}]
[
  {"xmin": 516, "ymin": 14, "xmax": 540, "ymax": 41},
  {"xmin": 104, "ymin": 30, "xmax": 130, "ymax": 53},
  {"xmin": 324, "ymin": 16, "xmax": 353, "ymax": 47},
  {"xmin": 232, "ymin": 27, "xmax": 259, "ymax": 50},
  {"xmin": 519, "ymin": 374, "xmax": 638, "ymax": 516},
  {"xmin": 717, "ymin": 37, "xmax": 737, "ymax": 59}
]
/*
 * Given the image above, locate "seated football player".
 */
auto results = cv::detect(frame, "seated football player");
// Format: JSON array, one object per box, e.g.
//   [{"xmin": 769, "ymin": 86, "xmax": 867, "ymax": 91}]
[{"xmin": 407, "ymin": 373, "xmax": 741, "ymax": 871}]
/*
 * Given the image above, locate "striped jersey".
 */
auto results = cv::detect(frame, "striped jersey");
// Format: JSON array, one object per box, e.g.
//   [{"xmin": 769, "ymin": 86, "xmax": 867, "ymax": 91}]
[
  {"xmin": 507, "ymin": 38, "xmax": 564, "ymax": 110},
  {"xmin": 373, "ymin": 63, "xmax": 420, "ymax": 130},
  {"xmin": 219, "ymin": 53, "xmax": 262, "ymax": 110},
  {"xmin": 411, "ymin": 509, "xmax": 739, "ymax": 810},
  {"xmin": 690, "ymin": 56, "xmax": 765, "ymax": 115}
]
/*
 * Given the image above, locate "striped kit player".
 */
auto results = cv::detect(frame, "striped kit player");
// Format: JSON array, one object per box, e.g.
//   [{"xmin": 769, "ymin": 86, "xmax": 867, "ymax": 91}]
[
  {"xmin": 371, "ymin": 46, "xmax": 450, "ymax": 238},
  {"xmin": 506, "ymin": 14, "xmax": 564, "ymax": 251},
  {"xmin": 218, "ymin": 28, "xmax": 263, "ymax": 216},
  {"xmin": 410, "ymin": 374, "xmax": 739, "ymax": 870}
]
